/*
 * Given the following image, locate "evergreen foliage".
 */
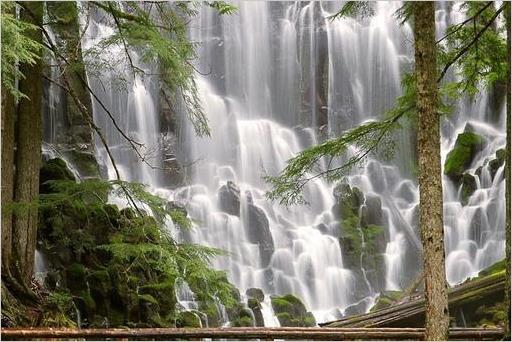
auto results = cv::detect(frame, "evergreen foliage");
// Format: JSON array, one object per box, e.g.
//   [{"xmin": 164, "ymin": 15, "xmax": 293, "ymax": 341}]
[
  {"xmin": 38, "ymin": 177, "xmax": 237, "ymax": 327},
  {"xmin": 1, "ymin": 2, "xmax": 43, "ymax": 99}
]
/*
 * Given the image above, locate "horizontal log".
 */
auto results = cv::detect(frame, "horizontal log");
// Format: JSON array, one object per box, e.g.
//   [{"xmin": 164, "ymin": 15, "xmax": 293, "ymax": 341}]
[
  {"xmin": 322, "ymin": 270, "xmax": 505, "ymax": 328},
  {"xmin": 0, "ymin": 327, "xmax": 503, "ymax": 340}
]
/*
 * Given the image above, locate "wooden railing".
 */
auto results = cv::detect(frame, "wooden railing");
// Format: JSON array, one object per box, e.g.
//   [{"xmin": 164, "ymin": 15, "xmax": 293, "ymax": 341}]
[{"xmin": 1, "ymin": 327, "xmax": 504, "ymax": 340}]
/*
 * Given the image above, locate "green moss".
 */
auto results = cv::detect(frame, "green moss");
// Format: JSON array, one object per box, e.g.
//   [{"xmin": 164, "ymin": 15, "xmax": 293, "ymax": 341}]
[
  {"xmin": 478, "ymin": 259, "xmax": 506, "ymax": 277},
  {"xmin": 271, "ymin": 294, "xmax": 316, "ymax": 327},
  {"xmin": 177, "ymin": 311, "xmax": 202, "ymax": 328},
  {"xmin": 370, "ymin": 291, "xmax": 403, "ymax": 312},
  {"xmin": 444, "ymin": 132, "xmax": 484, "ymax": 180}
]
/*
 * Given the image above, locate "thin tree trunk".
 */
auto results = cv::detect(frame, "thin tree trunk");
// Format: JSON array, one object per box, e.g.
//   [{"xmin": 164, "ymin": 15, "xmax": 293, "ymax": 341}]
[
  {"xmin": 1, "ymin": 84, "xmax": 15, "ymax": 273},
  {"xmin": 413, "ymin": 2, "xmax": 449, "ymax": 340},
  {"xmin": 504, "ymin": 2, "xmax": 511, "ymax": 341},
  {"xmin": 12, "ymin": 1, "xmax": 44, "ymax": 282}
]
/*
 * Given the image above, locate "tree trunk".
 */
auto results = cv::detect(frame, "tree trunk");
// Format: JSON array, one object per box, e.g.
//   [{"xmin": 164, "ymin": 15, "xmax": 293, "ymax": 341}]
[
  {"xmin": 1, "ymin": 83, "xmax": 15, "ymax": 273},
  {"xmin": 46, "ymin": 1, "xmax": 94, "ymax": 148},
  {"xmin": 12, "ymin": 1, "xmax": 44, "ymax": 283},
  {"xmin": 504, "ymin": 2, "xmax": 511, "ymax": 341},
  {"xmin": 413, "ymin": 2, "xmax": 449, "ymax": 340}
]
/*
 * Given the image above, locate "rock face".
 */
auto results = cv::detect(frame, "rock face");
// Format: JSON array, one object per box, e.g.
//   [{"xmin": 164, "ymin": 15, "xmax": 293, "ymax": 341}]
[
  {"xmin": 334, "ymin": 180, "xmax": 387, "ymax": 292},
  {"xmin": 444, "ymin": 132, "xmax": 484, "ymax": 181},
  {"xmin": 246, "ymin": 203, "xmax": 275, "ymax": 267},
  {"xmin": 36, "ymin": 160, "xmax": 245, "ymax": 329},
  {"xmin": 246, "ymin": 287, "xmax": 265, "ymax": 326},
  {"xmin": 461, "ymin": 172, "xmax": 477, "ymax": 205},
  {"xmin": 218, "ymin": 181, "xmax": 241, "ymax": 216},
  {"xmin": 40, "ymin": 158, "xmax": 76, "ymax": 193},
  {"xmin": 271, "ymin": 294, "xmax": 316, "ymax": 327}
]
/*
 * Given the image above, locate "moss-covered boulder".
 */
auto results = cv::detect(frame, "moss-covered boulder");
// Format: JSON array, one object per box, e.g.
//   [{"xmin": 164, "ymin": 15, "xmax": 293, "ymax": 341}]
[
  {"xmin": 40, "ymin": 158, "xmax": 75, "ymax": 193},
  {"xmin": 488, "ymin": 148, "xmax": 506, "ymax": 179},
  {"xmin": 271, "ymin": 294, "xmax": 316, "ymax": 327},
  {"xmin": 444, "ymin": 132, "xmax": 484, "ymax": 181},
  {"xmin": 177, "ymin": 311, "xmax": 202, "ymax": 328},
  {"xmin": 65, "ymin": 149, "xmax": 101, "ymax": 178},
  {"xmin": 231, "ymin": 308, "xmax": 254, "ymax": 327},
  {"xmin": 461, "ymin": 172, "xmax": 477, "ymax": 205},
  {"xmin": 369, "ymin": 290, "xmax": 403, "ymax": 312},
  {"xmin": 246, "ymin": 288, "xmax": 265, "ymax": 302},
  {"xmin": 332, "ymin": 181, "xmax": 364, "ymax": 219}
]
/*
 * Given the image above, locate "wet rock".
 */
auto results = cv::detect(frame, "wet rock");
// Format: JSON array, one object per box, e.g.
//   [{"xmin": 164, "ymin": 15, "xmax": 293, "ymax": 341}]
[
  {"xmin": 488, "ymin": 148, "xmax": 506, "ymax": 180},
  {"xmin": 40, "ymin": 158, "xmax": 76, "ymax": 193},
  {"xmin": 332, "ymin": 181, "xmax": 364, "ymax": 219},
  {"xmin": 271, "ymin": 294, "xmax": 316, "ymax": 327},
  {"xmin": 397, "ymin": 182, "xmax": 416, "ymax": 203},
  {"xmin": 470, "ymin": 207, "xmax": 488, "ymax": 247},
  {"xmin": 343, "ymin": 300, "xmax": 368, "ymax": 316},
  {"xmin": 177, "ymin": 311, "xmax": 202, "ymax": 328},
  {"xmin": 362, "ymin": 195, "xmax": 382, "ymax": 226},
  {"xmin": 370, "ymin": 291, "xmax": 403, "ymax": 312},
  {"xmin": 247, "ymin": 298, "xmax": 265, "ymax": 327},
  {"xmin": 246, "ymin": 288, "xmax": 265, "ymax": 302},
  {"xmin": 461, "ymin": 172, "xmax": 477, "ymax": 205},
  {"xmin": 166, "ymin": 201, "xmax": 187, "ymax": 216},
  {"xmin": 65, "ymin": 149, "xmax": 101, "ymax": 178},
  {"xmin": 444, "ymin": 132, "xmax": 484, "ymax": 181},
  {"xmin": 218, "ymin": 181, "xmax": 241, "ymax": 216},
  {"xmin": 316, "ymin": 223, "xmax": 329, "ymax": 235},
  {"xmin": 246, "ymin": 203, "xmax": 275, "ymax": 266},
  {"xmin": 231, "ymin": 308, "xmax": 254, "ymax": 327}
]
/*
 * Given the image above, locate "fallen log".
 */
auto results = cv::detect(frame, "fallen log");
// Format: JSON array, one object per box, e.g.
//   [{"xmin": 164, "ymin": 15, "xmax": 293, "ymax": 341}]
[
  {"xmin": 322, "ymin": 270, "xmax": 505, "ymax": 328},
  {"xmin": 0, "ymin": 327, "xmax": 504, "ymax": 340}
]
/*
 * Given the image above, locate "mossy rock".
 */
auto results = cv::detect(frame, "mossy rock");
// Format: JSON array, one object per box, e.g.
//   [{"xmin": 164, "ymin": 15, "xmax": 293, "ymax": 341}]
[
  {"xmin": 444, "ymin": 132, "xmax": 484, "ymax": 181},
  {"xmin": 370, "ymin": 290, "xmax": 403, "ymax": 312},
  {"xmin": 246, "ymin": 287, "xmax": 265, "ymax": 302},
  {"xmin": 271, "ymin": 294, "xmax": 316, "ymax": 327},
  {"xmin": 478, "ymin": 259, "xmax": 506, "ymax": 277},
  {"xmin": 332, "ymin": 181, "xmax": 364, "ymax": 219},
  {"xmin": 488, "ymin": 148, "xmax": 507, "ymax": 179},
  {"xmin": 40, "ymin": 158, "xmax": 75, "ymax": 193},
  {"xmin": 461, "ymin": 172, "xmax": 477, "ymax": 205},
  {"xmin": 66, "ymin": 263, "xmax": 87, "ymax": 291},
  {"xmin": 231, "ymin": 308, "xmax": 254, "ymax": 327},
  {"xmin": 66, "ymin": 150, "xmax": 101, "ymax": 178},
  {"xmin": 177, "ymin": 311, "xmax": 202, "ymax": 328}
]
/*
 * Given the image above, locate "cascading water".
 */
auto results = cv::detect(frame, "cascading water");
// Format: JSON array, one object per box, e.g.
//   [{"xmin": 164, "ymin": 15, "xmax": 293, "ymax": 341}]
[{"xmin": 62, "ymin": 1, "xmax": 506, "ymax": 326}]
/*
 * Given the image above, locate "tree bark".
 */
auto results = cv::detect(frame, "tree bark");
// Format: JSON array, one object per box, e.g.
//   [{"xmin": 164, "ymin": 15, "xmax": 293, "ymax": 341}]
[
  {"xmin": 46, "ymin": 1, "xmax": 94, "ymax": 148},
  {"xmin": 413, "ymin": 2, "xmax": 449, "ymax": 340},
  {"xmin": 504, "ymin": 2, "xmax": 511, "ymax": 341},
  {"xmin": 12, "ymin": 1, "xmax": 44, "ymax": 282},
  {"xmin": 1, "ymin": 81, "xmax": 15, "ymax": 273}
]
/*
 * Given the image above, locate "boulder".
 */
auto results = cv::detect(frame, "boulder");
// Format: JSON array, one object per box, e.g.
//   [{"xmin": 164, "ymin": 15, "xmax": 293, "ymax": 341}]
[
  {"xmin": 177, "ymin": 311, "xmax": 202, "ymax": 328},
  {"xmin": 362, "ymin": 195, "xmax": 383, "ymax": 226},
  {"xmin": 332, "ymin": 181, "xmax": 364, "ymax": 219},
  {"xmin": 488, "ymin": 148, "xmax": 506, "ymax": 180},
  {"xmin": 444, "ymin": 132, "xmax": 484, "ymax": 181},
  {"xmin": 40, "ymin": 158, "xmax": 75, "ymax": 193},
  {"xmin": 461, "ymin": 172, "xmax": 477, "ymax": 205},
  {"xmin": 247, "ymin": 298, "xmax": 265, "ymax": 327},
  {"xmin": 246, "ymin": 203, "xmax": 275, "ymax": 266},
  {"xmin": 246, "ymin": 288, "xmax": 265, "ymax": 302},
  {"xmin": 218, "ymin": 181, "xmax": 241, "ymax": 216},
  {"xmin": 65, "ymin": 149, "xmax": 101, "ymax": 178},
  {"xmin": 369, "ymin": 291, "xmax": 403, "ymax": 312},
  {"xmin": 271, "ymin": 294, "xmax": 316, "ymax": 327}
]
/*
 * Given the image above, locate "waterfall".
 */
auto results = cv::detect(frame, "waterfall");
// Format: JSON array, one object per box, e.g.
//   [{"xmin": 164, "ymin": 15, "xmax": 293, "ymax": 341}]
[{"xmin": 62, "ymin": 1, "xmax": 506, "ymax": 326}]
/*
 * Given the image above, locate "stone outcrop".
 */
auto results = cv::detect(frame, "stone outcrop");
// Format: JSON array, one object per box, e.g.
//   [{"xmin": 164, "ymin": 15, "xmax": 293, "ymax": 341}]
[{"xmin": 270, "ymin": 294, "xmax": 316, "ymax": 327}]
